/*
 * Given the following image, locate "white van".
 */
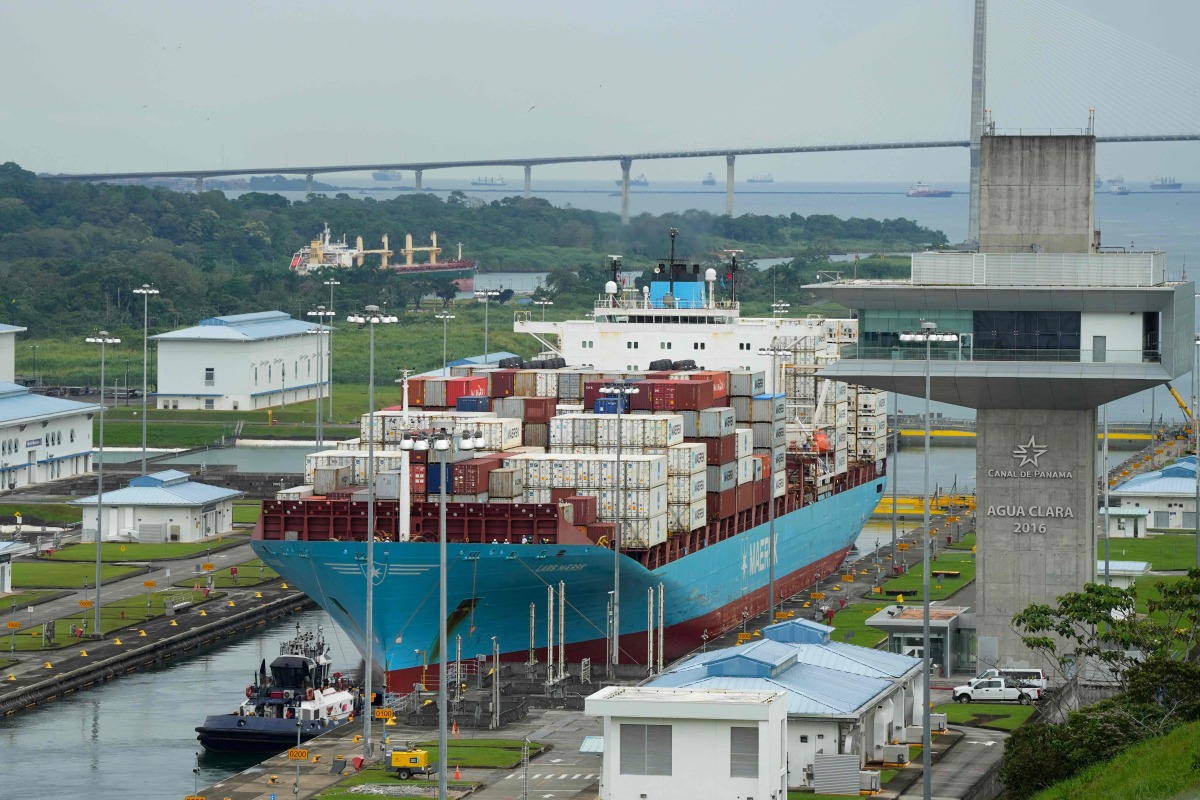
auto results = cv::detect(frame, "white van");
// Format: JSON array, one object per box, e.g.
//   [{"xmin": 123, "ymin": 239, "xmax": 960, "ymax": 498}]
[{"xmin": 975, "ymin": 668, "xmax": 1047, "ymax": 690}]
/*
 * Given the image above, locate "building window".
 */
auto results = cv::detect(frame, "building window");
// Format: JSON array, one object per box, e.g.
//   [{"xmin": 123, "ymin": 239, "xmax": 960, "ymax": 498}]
[
  {"xmin": 204, "ymin": 399, "xmax": 215, "ymax": 410},
  {"xmin": 800, "ymin": 735, "xmax": 809, "ymax": 743},
  {"xmin": 204, "ymin": 367, "xmax": 215, "ymax": 386},
  {"xmin": 70, "ymin": 429, "xmax": 75, "ymax": 443},
  {"xmin": 730, "ymin": 727, "xmax": 759, "ymax": 779},
  {"xmin": 254, "ymin": 367, "xmax": 258, "ymax": 386},
  {"xmin": 619, "ymin": 723, "xmax": 672, "ymax": 776}
]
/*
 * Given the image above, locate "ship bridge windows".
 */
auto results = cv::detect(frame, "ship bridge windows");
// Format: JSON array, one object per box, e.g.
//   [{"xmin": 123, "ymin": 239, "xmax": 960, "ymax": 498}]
[
  {"xmin": 693, "ymin": 342, "xmax": 707, "ymax": 350},
  {"xmin": 660, "ymin": 341, "xmax": 673, "ymax": 349},
  {"xmin": 627, "ymin": 341, "xmax": 640, "ymax": 349}
]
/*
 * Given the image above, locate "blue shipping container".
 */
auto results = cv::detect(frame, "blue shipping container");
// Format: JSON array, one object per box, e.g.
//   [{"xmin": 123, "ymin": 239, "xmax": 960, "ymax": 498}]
[
  {"xmin": 426, "ymin": 462, "xmax": 451, "ymax": 495},
  {"xmin": 456, "ymin": 396, "xmax": 491, "ymax": 412},
  {"xmin": 594, "ymin": 398, "xmax": 621, "ymax": 414}
]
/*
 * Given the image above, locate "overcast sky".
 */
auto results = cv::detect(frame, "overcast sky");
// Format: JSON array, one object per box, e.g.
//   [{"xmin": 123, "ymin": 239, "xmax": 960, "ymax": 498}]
[{"xmin": 5, "ymin": 0, "xmax": 1199, "ymax": 182}]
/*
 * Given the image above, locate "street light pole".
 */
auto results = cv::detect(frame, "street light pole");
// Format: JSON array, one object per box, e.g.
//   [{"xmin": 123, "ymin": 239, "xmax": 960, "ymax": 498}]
[
  {"xmin": 133, "ymin": 284, "xmax": 159, "ymax": 475},
  {"xmin": 324, "ymin": 279, "xmax": 341, "ymax": 422},
  {"xmin": 599, "ymin": 382, "xmax": 639, "ymax": 673},
  {"xmin": 758, "ymin": 345, "xmax": 789, "ymax": 621},
  {"xmin": 533, "ymin": 299, "xmax": 554, "ymax": 321},
  {"xmin": 347, "ymin": 304, "xmax": 397, "ymax": 761},
  {"xmin": 307, "ymin": 306, "xmax": 334, "ymax": 448},
  {"xmin": 475, "ymin": 289, "xmax": 499, "ymax": 363},
  {"xmin": 86, "ymin": 331, "xmax": 120, "ymax": 636},
  {"xmin": 898, "ymin": 320, "xmax": 956, "ymax": 800},
  {"xmin": 435, "ymin": 313, "xmax": 455, "ymax": 376}
]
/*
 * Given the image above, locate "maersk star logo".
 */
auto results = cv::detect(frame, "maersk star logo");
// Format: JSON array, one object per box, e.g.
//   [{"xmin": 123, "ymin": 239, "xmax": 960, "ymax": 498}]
[{"xmin": 1012, "ymin": 435, "xmax": 1049, "ymax": 468}]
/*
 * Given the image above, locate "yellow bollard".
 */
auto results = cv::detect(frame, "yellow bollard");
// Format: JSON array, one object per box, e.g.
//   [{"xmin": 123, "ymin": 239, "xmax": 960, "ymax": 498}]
[
  {"xmin": 268, "ymin": 775, "xmax": 278, "ymax": 785},
  {"xmin": 896, "ymin": 594, "xmax": 905, "ymax": 603},
  {"xmin": 113, "ymin": 638, "xmax": 122, "ymax": 646},
  {"xmin": 255, "ymin": 592, "xmax": 263, "ymax": 599},
  {"xmin": 385, "ymin": 716, "xmax": 396, "ymax": 727},
  {"xmin": 311, "ymin": 754, "xmax": 321, "ymax": 763},
  {"xmin": 138, "ymin": 630, "xmax": 148, "ymax": 637},
  {"xmin": 5, "ymin": 674, "xmax": 15, "ymax": 681},
  {"xmin": 80, "ymin": 650, "xmax": 89, "ymax": 657},
  {"xmin": 352, "ymin": 734, "xmax": 363, "ymax": 744},
  {"xmin": 170, "ymin": 619, "xmax": 179, "ymax": 627},
  {"xmin": 281, "ymin": 582, "xmax": 289, "ymax": 589},
  {"xmin": 44, "ymin": 662, "xmax": 53, "ymax": 669},
  {"xmin": 199, "ymin": 610, "xmax": 207, "ymax": 617},
  {"xmin": 228, "ymin": 600, "xmax": 236, "ymax": 608}
]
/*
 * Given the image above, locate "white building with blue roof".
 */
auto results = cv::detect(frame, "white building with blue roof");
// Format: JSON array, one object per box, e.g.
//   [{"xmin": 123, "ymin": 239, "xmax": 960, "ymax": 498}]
[
  {"xmin": 152, "ymin": 311, "xmax": 331, "ymax": 411},
  {"xmin": 1109, "ymin": 455, "xmax": 1197, "ymax": 535},
  {"xmin": 641, "ymin": 617, "xmax": 922, "ymax": 790},
  {"xmin": 73, "ymin": 469, "xmax": 243, "ymax": 543},
  {"xmin": 0, "ymin": 323, "xmax": 27, "ymax": 383},
  {"xmin": 0, "ymin": 381, "xmax": 97, "ymax": 492}
]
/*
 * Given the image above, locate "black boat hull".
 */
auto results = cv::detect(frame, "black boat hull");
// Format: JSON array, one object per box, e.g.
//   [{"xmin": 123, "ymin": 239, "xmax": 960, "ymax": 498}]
[{"xmin": 196, "ymin": 714, "xmax": 353, "ymax": 754}]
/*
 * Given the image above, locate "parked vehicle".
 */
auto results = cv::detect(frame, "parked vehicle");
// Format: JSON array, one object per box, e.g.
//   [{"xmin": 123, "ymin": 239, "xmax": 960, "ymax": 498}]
[
  {"xmin": 385, "ymin": 744, "xmax": 436, "ymax": 780},
  {"xmin": 953, "ymin": 677, "xmax": 1041, "ymax": 705},
  {"xmin": 974, "ymin": 668, "xmax": 1048, "ymax": 690}
]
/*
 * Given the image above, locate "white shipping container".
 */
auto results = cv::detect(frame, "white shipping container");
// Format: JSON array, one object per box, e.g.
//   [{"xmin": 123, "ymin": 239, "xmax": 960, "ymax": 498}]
[
  {"xmin": 668, "ymin": 500, "xmax": 707, "ymax": 532},
  {"xmin": 735, "ymin": 427, "xmax": 754, "ymax": 459},
  {"xmin": 668, "ymin": 442, "xmax": 708, "ymax": 475},
  {"xmin": 835, "ymin": 447, "xmax": 848, "ymax": 475},
  {"xmin": 523, "ymin": 488, "xmax": 553, "ymax": 504},
  {"xmin": 697, "ymin": 407, "xmax": 737, "ymax": 438},
  {"xmin": 707, "ymin": 462, "xmax": 738, "ymax": 493},
  {"xmin": 667, "ymin": 473, "xmax": 707, "ymax": 504},
  {"xmin": 737, "ymin": 456, "xmax": 755, "ymax": 486},
  {"xmin": 773, "ymin": 471, "xmax": 787, "ymax": 499},
  {"xmin": 620, "ymin": 514, "xmax": 668, "ymax": 549},
  {"xmin": 275, "ymin": 485, "xmax": 314, "ymax": 500},
  {"xmin": 729, "ymin": 370, "xmax": 766, "ymax": 397},
  {"xmin": 752, "ymin": 420, "xmax": 787, "ymax": 449},
  {"xmin": 489, "ymin": 467, "xmax": 525, "ymax": 497},
  {"xmin": 549, "ymin": 417, "xmax": 574, "ymax": 446},
  {"xmin": 751, "ymin": 395, "xmax": 786, "ymax": 422},
  {"xmin": 616, "ymin": 485, "xmax": 668, "ymax": 519},
  {"xmin": 336, "ymin": 437, "xmax": 363, "ymax": 451}
]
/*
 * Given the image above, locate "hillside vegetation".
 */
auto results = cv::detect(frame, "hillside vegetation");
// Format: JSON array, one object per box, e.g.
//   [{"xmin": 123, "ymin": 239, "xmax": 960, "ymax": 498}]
[{"xmin": 0, "ymin": 162, "xmax": 939, "ymax": 339}]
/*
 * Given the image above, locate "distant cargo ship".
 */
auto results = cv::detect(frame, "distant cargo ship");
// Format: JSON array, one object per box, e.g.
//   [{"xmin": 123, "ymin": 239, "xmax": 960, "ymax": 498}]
[
  {"xmin": 1151, "ymin": 177, "xmax": 1182, "ymax": 190},
  {"xmin": 1110, "ymin": 184, "xmax": 1131, "ymax": 196},
  {"xmin": 746, "ymin": 174, "xmax": 774, "ymax": 184},
  {"xmin": 702, "ymin": 172, "xmax": 716, "ymax": 186},
  {"xmin": 372, "ymin": 170, "xmax": 403, "ymax": 182},
  {"xmin": 471, "ymin": 177, "xmax": 506, "ymax": 187},
  {"xmin": 616, "ymin": 174, "xmax": 649, "ymax": 187},
  {"xmin": 289, "ymin": 226, "xmax": 476, "ymax": 290},
  {"xmin": 906, "ymin": 181, "xmax": 953, "ymax": 198}
]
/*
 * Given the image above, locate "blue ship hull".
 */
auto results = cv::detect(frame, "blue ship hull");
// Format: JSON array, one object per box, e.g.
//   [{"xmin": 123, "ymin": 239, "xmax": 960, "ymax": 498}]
[{"xmin": 253, "ymin": 477, "xmax": 883, "ymax": 691}]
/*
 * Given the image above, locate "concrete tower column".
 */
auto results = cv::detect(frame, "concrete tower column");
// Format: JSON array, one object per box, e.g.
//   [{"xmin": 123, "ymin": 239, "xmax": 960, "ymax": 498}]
[
  {"xmin": 414, "ymin": 170, "xmax": 423, "ymax": 191},
  {"xmin": 967, "ymin": 0, "xmax": 987, "ymax": 245},
  {"xmin": 195, "ymin": 177, "xmax": 204, "ymax": 193},
  {"xmin": 524, "ymin": 165, "xmax": 532, "ymax": 198},
  {"xmin": 725, "ymin": 155, "xmax": 736, "ymax": 217},
  {"xmin": 619, "ymin": 158, "xmax": 632, "ymax": 225},
  {"xmin": 305, "ymin": 173, "xmax": 314, "ymax": 197}
]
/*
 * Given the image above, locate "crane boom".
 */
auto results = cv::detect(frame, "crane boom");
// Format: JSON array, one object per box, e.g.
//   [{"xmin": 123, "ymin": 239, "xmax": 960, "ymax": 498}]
[{"xmin": 1164, "ymin": 382, "xmax": 1193, "ymax": 420}]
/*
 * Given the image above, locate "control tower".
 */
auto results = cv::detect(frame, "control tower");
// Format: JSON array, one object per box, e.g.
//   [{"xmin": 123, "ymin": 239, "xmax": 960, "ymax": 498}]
[{"xmin": 806, "ymin": 133, "xmax": 1194, "ymax": 667}]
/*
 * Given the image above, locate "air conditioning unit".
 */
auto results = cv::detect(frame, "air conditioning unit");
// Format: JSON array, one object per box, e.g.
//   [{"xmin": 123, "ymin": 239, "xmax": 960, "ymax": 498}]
[
  {"xmin": 860, "ymin": 771, "xmax": 881, "ymax": 792},
  {"xmin": 881, "ymin": 744, "xmax": 909, "ymax": 764},
  {"xmin": 930, "ymin": 713, "xmax": 948, "ymax": 733}
]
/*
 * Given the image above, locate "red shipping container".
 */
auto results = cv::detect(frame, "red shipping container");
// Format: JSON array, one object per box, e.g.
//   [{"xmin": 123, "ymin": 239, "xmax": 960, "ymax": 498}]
[
  {"xmin": 629, "ymin": 380, "xmax": 662, "ymax": 411},
  {"xmin": 736, "ymin": 482, "xmax": 754, "ymax": 512},
  {"xmin": 654, "ymin": 380, "xmax": 714, "ymax": 412},
  {"xmin": 707, "ymin": 488, "xmax": 737, "ymax": 520},
  {"xmin": 451, "ymin": 456, "xmax": 501, "ymax": 494},
  {"xmin": 690, "ymin": 370, "xmax": 728, "ymax": 398},
  {"xmin": 406, "ymin": 377, "xmax": 428, "ymax": 407},
  {"xmin": 409, "ymin": 463, "xmax": 427, "ymax": 494},
  {"xmin": 586, "ymin": 522, "xmax": 617, "ymax": 545},
  {"xmin": 753, "ymin": 478, "xmax": 767, "ymax": 506},
  {"xmin": 523, "ymin": 396, "xmax": 557, "ymax": 424},
  {"xmin": 550, "ymin": 487, "xmax": 574, "ymax": 503},
  {"xmin": 445, "ymin": 376, "xmax": 489, "ymax": 407},
  {"xmin": 490, "ymin": 369, "xmax": 517, "ymax": 398},
  {"xmin": 583, "ymin": 381, "xmax": 604, "ymax": 408},
  {"xmin": 687, "ymin": 435, "xmax": 737, "ymax": 466},
  {"xmin": 563, "ymin": 495, "xmax": 598, "ymax": 526},
  {"xmin": 754, "ymin": 453, "xmax": 772, "ymax": 478}
]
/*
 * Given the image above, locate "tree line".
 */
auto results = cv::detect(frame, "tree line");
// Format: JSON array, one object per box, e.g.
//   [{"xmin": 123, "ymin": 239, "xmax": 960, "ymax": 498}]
[{"xmin": 0, "ymin": 162, "xmax": 943, "ymax": 336}]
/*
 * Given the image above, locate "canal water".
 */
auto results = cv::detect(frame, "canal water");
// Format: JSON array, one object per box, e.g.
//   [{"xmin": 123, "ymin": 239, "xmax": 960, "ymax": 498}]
[{"xmin": 0, "ymin": 608, "xmax": 346, "ymax": 800}]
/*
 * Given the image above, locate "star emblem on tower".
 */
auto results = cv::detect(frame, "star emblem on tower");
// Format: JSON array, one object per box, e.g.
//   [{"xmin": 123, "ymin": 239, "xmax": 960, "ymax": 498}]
[{"xmin": 1012, "ymin": 435, "xmax": 1049, "ymax": 467}]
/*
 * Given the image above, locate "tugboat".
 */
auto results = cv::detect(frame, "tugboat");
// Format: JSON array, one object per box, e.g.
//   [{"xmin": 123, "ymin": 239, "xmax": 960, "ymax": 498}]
[{"xmin": 196, "ymin": 625, "xmax": 360, "ymax": 753}]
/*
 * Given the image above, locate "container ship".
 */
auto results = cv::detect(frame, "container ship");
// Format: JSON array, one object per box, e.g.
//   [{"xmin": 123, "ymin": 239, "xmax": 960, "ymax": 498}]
[
  {"xmin": 471, "ymin": 176, "xmax": 507, "ymax": 187},
  {"xmin": 747, "ymin": 174, "xmax": 774, "ymax": 184},
  {"xmin": 253, "ymin": 252, "xmax": 887, "ymax": 693},
  {"xmin": 1151, "ymin": 177, "xmax": 1182, "ymax": 191},
  {"xmin": 615, "ymin": 174, "xmax": 650, "ymax": 187}
]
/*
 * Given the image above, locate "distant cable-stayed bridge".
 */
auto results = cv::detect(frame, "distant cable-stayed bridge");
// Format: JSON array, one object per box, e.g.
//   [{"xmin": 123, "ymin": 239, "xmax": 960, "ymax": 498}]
[{"xmin": 39, "ymin": 0, "xmax": 1200, "ymax": 228}]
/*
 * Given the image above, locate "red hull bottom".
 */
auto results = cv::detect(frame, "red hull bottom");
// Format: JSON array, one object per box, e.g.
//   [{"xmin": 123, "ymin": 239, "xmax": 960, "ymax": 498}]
[{"xmin": 384, "ymin": 547, "xmax": 851, "ymax": 693}]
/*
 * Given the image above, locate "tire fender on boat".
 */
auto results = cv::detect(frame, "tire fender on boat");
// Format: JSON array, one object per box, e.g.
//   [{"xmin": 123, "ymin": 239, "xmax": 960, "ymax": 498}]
[
  {"xmin": 305, "ymin": 687, "xmax": 315, "ymax": 701},
  {"xmin": 245, "ymin": 685, "xmax": 254, "ymax": 698}
]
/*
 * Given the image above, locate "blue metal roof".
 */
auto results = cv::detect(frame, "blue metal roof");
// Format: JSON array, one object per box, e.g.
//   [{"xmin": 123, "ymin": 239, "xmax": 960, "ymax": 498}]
[
  {"xmin": 153, "ymin": 311, "xmax": 329, "ymax": 342},
  {"xmin": 1113, "ymin": 456, "xmax": 1197, "ymax": 496},
  {"xmin": 0, "ymin": 382, "xmax": 97, "ymax": 424},
  {"xmin": 73, "ymin": 471, "xmax": 242, "ymax": 507},
  {"xmin": 649, "ymin": 622, "xmax": 921, "ymax": 718},
  {"xmin": 0, "ymin": 324, "xmax": 27, "ymax": 334}
]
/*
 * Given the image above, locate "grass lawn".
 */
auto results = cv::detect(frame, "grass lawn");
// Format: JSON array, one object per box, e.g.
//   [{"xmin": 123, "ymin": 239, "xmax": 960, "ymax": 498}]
[
  {"xmin": 1, "ymin": 589, "xmax": 63, "ymax": 610},
  {"xmin": 1098, "ymin": 533, "xmax": 1196, "ymax": 571},
  {"xmin": 0, "ymin": 658, "xmax": 14, "ymax": 671},
  {"xmin": 947, "ymin": 531, "xmax": 976, "ymax": 551},
  {"xmin": 12, "ymin": 560, "xmax": 140, "ymax": 588},
  {"xmin": 0, "ymin": 504, "xmax": 82, "ymax": 526},
  {"xmin": 172, "ymin": 558, "xmax": 277, "ymax": 588},
  {"xmin": 8, "ymin": 588, "xmax": 213, "ymax": 650},
  {"xmin": 48, "ymin": 539, "xmax": 242, "ymax": 563},
  {"xmin": 879, "ymin": 549, "xmax": 976, "ymax": 601},
  {"xmin": 828, "ymin": 602, "xmax": 890, "ymax": 647},
  {"xmin": 233, "ymin": 502, "xmax": 261, "ymax": 524},
  {"xmin": 935, "ymin": 701, "xmax": 1035, "ymax": 731},
  {"xmin": 314, "ymin": 765, "xmax": 477, "ymax": 799},
  {"xmin": 1030, "ymin": 719, "xmax": 1200, "ymax": 800}
]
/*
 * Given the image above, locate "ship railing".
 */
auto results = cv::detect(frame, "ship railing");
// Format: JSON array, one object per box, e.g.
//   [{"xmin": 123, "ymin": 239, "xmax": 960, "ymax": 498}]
[
  {"xmin": 839, "ymin": 343, "xmax": 1160, "ymax": 365},
  {"xmin": 593, "ymin": 295, "xmax": 740, "ymax": 313}
]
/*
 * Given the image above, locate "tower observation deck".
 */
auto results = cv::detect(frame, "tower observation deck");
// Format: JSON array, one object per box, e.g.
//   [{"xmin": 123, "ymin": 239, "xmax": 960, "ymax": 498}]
[{"xmin": 805, "ymin": 132, "xmax": 1195, "ymax": 669}]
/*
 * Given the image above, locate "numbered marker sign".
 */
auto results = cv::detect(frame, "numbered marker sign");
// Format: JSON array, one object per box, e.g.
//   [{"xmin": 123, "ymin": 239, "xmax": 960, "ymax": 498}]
[
  {"xmin": 374, "ymin": 708, "xmax": 394, "ymax": 719},
  {"xmin": 5, "ymin": 621, "xmax": 19, "ymax": 630},
  {"xmin": 143, "ymin": 580, "xmax": 157, "ymax": 588},
  {"xmin": 287, "ymin": 748, "xmax": 309, "ymax": 761},
  {"xmin": 201, "ymin": 563, "xmax": 216, "ymax": 572},
  {"xmin": 79, "ymin": 600, "xmax": 94, "ymax": 609}
]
